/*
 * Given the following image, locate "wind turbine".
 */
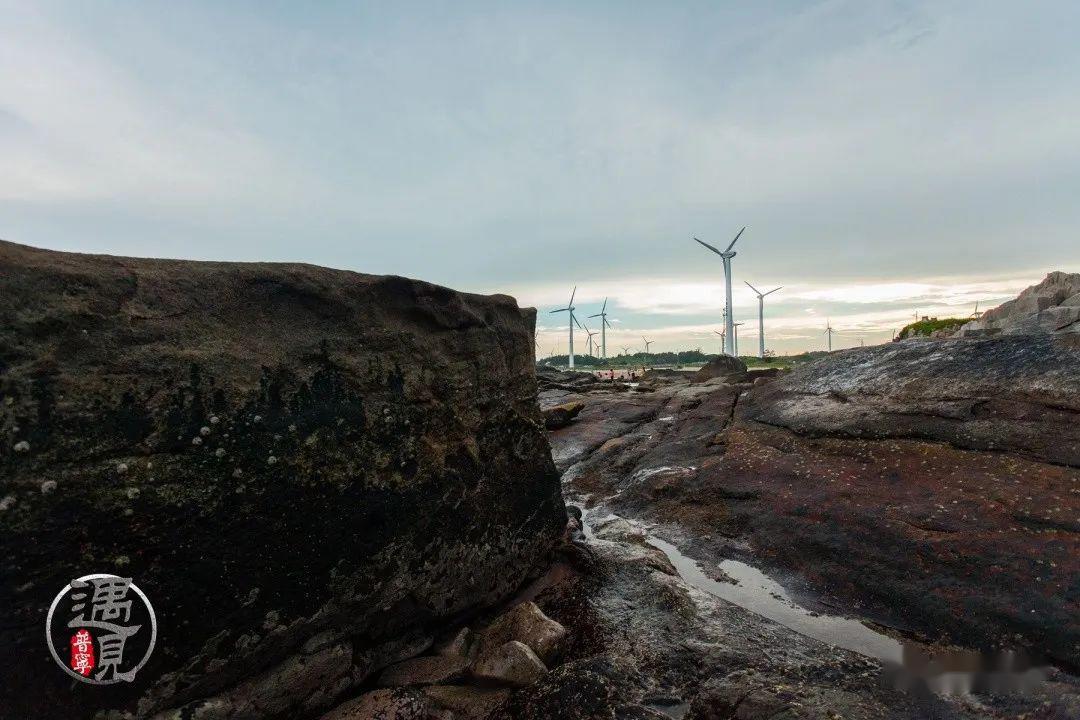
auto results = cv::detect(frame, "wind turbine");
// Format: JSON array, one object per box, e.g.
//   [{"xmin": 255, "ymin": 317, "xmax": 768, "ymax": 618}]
[
  {"xmin": 971, "ymin": 301, "xmax": 983, "ymax": 318},
  {"xmin": 733, "ymin": 322, "xmax": 745, "ymax": 357},
  {"xmin": 550, "ymin": 286, "xmax": 582, "ymax": 369},
  {"xmin": 642, "ymin": 336, "xmax": 653, "ymax": 366},
  {"xmin": 694, "ymin": 226, "xmax": 745, "ymax": 356},
  {"xmin": 824, "ymin": 319, "xmax": 835, "ymax": 352},
  {"xmin": 587, "ymin": 298, "xmax": 612, "ymax": 361},
  {"xmin": 714, "ymin": 329, "xmax": 725, "ymax": 355},
  {"xmin": 744, "ymin": 282, "xmax": 782, "ymax": 359},
  {"xmin": 584, "ymin": 326, "xmax": 599, "ymax": 357}
]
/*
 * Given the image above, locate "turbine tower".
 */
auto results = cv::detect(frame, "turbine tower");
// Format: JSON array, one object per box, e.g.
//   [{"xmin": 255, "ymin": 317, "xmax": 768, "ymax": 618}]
[
  {"xmin": 588, "ymin": 297, "xmax": 611, "ymax": 361},
  {"xmin": 694, "ymin": 227, "xmax": 745, "ymax": 356},
  {"xmin": 733, "ymin": 322, "xmax": 744, "ymax": 357},
  {"xmin": 550, "ymin": 286, "xmax": 582, "ymax": 369},
  {"xmin": 744, "ymin": 282, "xmax": 781, "ymax": 359},
  {"xmin": 824, "ymin": 319, "xmax": 834, "ymax": 352}
]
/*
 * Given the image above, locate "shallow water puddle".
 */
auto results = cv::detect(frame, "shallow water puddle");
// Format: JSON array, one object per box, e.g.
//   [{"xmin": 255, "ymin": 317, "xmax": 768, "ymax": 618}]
[{"xmin": 644, "ymin": 535, "xmax": 905, "ymax": 664}]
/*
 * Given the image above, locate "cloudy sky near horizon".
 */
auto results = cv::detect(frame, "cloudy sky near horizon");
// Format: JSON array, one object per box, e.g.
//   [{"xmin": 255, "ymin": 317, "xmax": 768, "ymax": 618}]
[{"xmin": 3, "ymin": 1, "xmax": 1078, "ymax": 354}]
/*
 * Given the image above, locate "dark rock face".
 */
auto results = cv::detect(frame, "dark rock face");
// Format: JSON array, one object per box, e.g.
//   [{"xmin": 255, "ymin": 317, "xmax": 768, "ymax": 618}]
[
  {"xmin": 692, "ymin": 355, "xmax": 747, "ymax": 382},
  {"xmin": 0, "ymin": 241, "xmax": 565, "ymax": 718}
]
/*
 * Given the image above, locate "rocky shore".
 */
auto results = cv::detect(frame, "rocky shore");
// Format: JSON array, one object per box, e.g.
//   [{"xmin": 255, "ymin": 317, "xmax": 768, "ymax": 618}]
[{"xmin": 4, "ymin": 242, "xmax": 1078, "ymax": 719}]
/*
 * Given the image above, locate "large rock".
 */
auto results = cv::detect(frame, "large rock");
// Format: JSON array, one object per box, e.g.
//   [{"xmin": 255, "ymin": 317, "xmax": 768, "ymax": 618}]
[
  {"xmin": 692, "ymin": 355, "xmax": 747, "ymax": 382},
  {"xmin": 0, "ymin": 240, "xmax": 565, "ymax": 718},
  {"xmin": 739, "ymin": 334, "xmax": 1080, "ymax": 466},
  {"xmin": 957, "ymin": 271, "xmax": 1080, "ymax": 337},
  {"xmin": 542, "ymin": 401, "xmax": 585, "ymax": 430}
]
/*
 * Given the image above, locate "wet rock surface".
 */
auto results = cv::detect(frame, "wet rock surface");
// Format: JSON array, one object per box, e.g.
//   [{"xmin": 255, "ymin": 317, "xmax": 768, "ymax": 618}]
[
  {"xmin": 543, "ymin": 337, "xmax": 1079, "ymax": 716},
  {"xmin": 0, "ymin": 241, "xmax": 565, "ymax": 718}
]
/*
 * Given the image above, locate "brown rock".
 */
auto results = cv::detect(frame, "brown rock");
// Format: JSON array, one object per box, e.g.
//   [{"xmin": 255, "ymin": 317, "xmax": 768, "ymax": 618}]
[
  {"xmin": 477, "ymin": 601, "xmax": 567, "ymax": 663},
  {"xmin": 471, "ymin": 640, "xmax": 547, "ymax": 687},
  {"xmin": 432, "ymin": 627, "xmax": 474, "ymax": 659},
  {"xmin": 0, "ymin": 239, "xmax": 566, "ymax": 718},
  {"xmin": 376, "ymin": 655, "xmax": 469, "ymax": 687},
  {"xmin": 423, "ymin": 685, "xmax": 512, "ymax": 720},
  {"xmin": 543, "ymin": 401, "xmax": 585, "ymax": 429},
  {"xmin": 319, "ymin": 688, "xmax": 451, "ymax": 720},
  {"xmin": 692, "ymin": 355, "xmax": 748, "ymax": 382}
]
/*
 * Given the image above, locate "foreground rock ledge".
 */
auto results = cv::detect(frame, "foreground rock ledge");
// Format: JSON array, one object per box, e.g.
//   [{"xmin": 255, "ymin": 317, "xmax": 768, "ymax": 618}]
[{"xmin": 0, "ymin": 240, "xmax": 565, "ymax": 718}]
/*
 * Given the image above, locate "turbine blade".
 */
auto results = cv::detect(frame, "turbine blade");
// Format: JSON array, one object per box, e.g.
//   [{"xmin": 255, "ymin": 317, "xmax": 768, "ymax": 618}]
[
  {"xmin": 569, "ymin": 286, "xmax": 576, "ymax": 307},
  {"xmin": 693, "ymin": 237, "xmax": 724, "ymax": 256},
  {"xmin": 550, "ymin": 308, "xmax": 568, "ymax": 314},
  {"xmin": 764, "ymin": 286, "xmax": 782, "ymax": 296},
  {"xmin": 601, "ymin": 297, "xmax": 608, "ymax": 312},
  {"xmin": 587, "ymin": 313, "xmax": 601, "ymax": 318},
  {"xmin": 573, "ymin": 313, "xmax": 583, "ymax": 329},
  {"xmin": 744, "ymin": 280, "xmax": 761, "ymax": 296},
  {"xmin": 725, "ymin": 226, "xmax": 746, "ymax": 253}
]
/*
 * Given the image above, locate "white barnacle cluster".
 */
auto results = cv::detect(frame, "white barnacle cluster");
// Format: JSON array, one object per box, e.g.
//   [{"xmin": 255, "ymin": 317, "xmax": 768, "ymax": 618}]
[{"xmin": 13, "ymin": 440, "xmax": 30, "ymax": 453}]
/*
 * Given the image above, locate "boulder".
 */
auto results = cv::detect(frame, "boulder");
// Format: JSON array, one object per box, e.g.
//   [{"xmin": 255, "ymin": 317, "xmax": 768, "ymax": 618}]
[
  {"xmin": 543, "ymin": 401, "xmax": 585, "ymax": 430},
  {"xmin": 693, "ymin": 355, "xmax": 748, "ymax": 382},
  {"xmin": 471, "ymin": 640, "xmax": 548, "ymax": 687},
  {"xmin": 957, "ymin": 271, "xmax": 1080, "ymax": 337},
  {"xmin": 0, "ymin": 240, "xmax": 565, "ymax": 718},
  {"xmin": 476, "ymin": 601, "xmax": 568, "ymax": 663}
]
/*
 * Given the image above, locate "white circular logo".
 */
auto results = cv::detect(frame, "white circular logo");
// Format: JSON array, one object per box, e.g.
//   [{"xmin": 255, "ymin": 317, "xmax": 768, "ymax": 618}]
[{"xmin": 45, "ymin": 574, "xmax": 158, "ymax": 684}]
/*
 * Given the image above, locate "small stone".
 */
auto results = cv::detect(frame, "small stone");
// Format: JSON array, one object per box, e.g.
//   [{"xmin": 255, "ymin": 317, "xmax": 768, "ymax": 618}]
[
  {"xmin": 477, "ymin": 601, "xmax": 567, "ymax": 664},
  {"xmin": 200, "ymin": 426, "xmax": 211, "ymax": 436},
  {"xmin": 40, "ymin": 480, "xmax": 58, "ymax": 494},
  {"xmin": 13, "ymin": 440, "xmax": 29, "ymax": 453},
  {"xmin": 472, "ymin": 640, "xmax": 547, "ymax": 687},
  {"xmin": 233, "ymin": 468, "xmax": 243, "ymax": 478},
  {"xmin": 146, "ymin": 462, "xmax": 153, "ymax": 470},
  {"xmin": 288, "ymin": 424, "xmax": 296, "ymax": 433},
  {"xmin": 253, "ymin": 414, "xmax": 262, "ymax": 423},
  {"xmin": 274, "ymin": 434, "xmax": 282, "ymax": 441},
  {"xmin": 215, "ymin": 448, "xmax": 226, "ymax": 458},
  {"xmin": 192, "ymin": 436, "xmax": 203, "ymax": 446},
  {"xmin": 116, "ymin": 463, "xmax": 129, "ymax": 475},
  {"xmin": 0, "ymin": 495, "xmax": 15, "ymax": 511},
  {"xmin": 210, "ymin": 416, "xmax": 220, "ymax": 425},
  {"xmin": 267, "ymin": 456, "xmax": 277, "ymax": 465}
]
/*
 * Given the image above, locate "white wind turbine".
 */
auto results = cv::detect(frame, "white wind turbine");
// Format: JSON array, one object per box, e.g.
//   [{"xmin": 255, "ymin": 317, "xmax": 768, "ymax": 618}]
[
  {"xmin": 587, "ymin": 297, "xmax": 612, "ymax": 361},
  {"xmin": 714, "ymin": 329, "xmax": 725, "ymax": 355},
  {"xmin": 744, "ymin": 282, "xmax": 782, "ymax": 359},
  {"xmin": 584, "ymin": 325, "xmax": 599, "ymax": 357},
  {"xmin": 824, "ymin": 319, "xmax": 835, "ymax": 352},
  {"xmin": 694, "ymin": 226, "xmax": 745, "ymax": 356},
  {"xmin": 642, "ymin": 336, "xmax": 653, "ymax": 366},
  {"xmin": 550, "ymin": 286, "xmax": 583, "ymax": 369}
]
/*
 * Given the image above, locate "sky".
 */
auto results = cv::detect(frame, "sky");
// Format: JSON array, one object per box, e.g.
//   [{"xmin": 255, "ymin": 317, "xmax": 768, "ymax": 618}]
[{"xmin": 2, "ymin": 1, "xmax": 1078, "ymax": 354}]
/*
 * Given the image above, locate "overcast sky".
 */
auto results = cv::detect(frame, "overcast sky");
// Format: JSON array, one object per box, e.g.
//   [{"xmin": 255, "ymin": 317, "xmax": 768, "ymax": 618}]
[{"xmin": 2, "ymin": 1, "xmax": 1078, "ymax": 353}]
